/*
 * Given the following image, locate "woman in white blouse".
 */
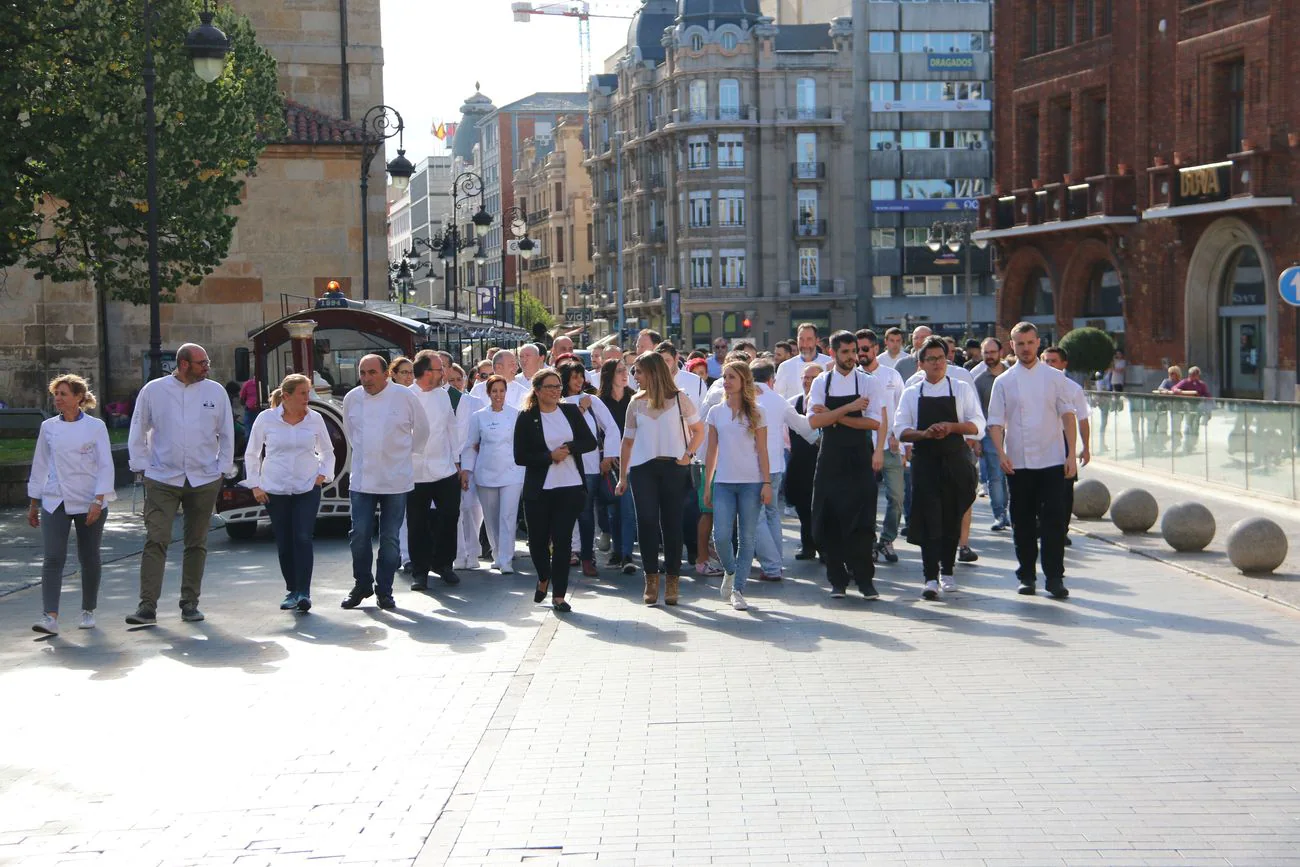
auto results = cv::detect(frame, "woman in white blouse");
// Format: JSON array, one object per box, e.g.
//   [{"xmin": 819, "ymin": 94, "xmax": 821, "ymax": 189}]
[
  {"xmin": 703, "ymin": 360, "xmax": 771, "ymax": 611},
  {"xmin": 243, "ymin": 374, "xmax": 336, "ymax": 612},
  {"xmin": 27, "ymin": 375, "xmax": 116, "ymax": 634},
  {"xmin": 461, "ymin": 375, "xmax": 525, "ymax": 574},
  {"xmin": 615, "ymin": 351, "xmax": 705, "ymax": 606}
]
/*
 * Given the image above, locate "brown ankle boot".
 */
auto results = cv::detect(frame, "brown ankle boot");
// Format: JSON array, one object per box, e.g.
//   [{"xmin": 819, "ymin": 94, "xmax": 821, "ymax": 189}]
[
  {"xmin": 664, "ymin": 575, "xmax": 680, "ymax": 605},
  {"xmin": 643, "ymin": 574, "xmax": 660, "ymax": 605}
]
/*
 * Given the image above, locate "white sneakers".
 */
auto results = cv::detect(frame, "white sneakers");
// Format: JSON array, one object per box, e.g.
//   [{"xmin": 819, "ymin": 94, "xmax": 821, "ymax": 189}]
[
  {"xmin": 32, "ymin": 614, "xmax": 58, "ymax": 635},
  {"xmin": 497, "ymin": 562, "xmax": 514, "ymax": 575},
  {"xmin": 720, "ymin": 572, "xmax": 735, "ymax": 600},
  {"xmin": 597, "ymin": 532, "xmax": 612, "ymax": 553},
  {"xmin": 940, "ymin": 576, "xmax": 958, "ymax": 593},
  {"xmin": 730, "ymin": 591, "xmax": 748, "ymax": 611},
  {"xmin": 923, "ymin": 578, "xmax": 959, "ymax": 600}
]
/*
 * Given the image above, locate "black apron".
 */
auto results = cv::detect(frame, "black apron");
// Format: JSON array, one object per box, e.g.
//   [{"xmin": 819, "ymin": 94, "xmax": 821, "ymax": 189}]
[
  {"xmin": 906, "ymin": 377, "xmax": 978, "ymax": 545},
  {"xmin": 785, "ymin": 394, "xmax": 818, "ymax": 509},
  {"xmin": 811, "ymin": 371, "xmax": 876, "ymax": 535}
]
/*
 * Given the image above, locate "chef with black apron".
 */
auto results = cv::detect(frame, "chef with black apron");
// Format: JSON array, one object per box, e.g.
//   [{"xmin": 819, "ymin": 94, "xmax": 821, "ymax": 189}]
[
  {"xmin": 806, "ymin": 331, "xmax": 889, "ymax": 599},
  {"xmin": 895, "ymin": 336, "xmax": 986, "ymax": 601}
]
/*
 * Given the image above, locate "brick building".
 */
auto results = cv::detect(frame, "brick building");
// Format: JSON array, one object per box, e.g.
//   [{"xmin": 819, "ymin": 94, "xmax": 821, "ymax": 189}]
[{"xmin": 974, "ymin": 0, "xmax": 1299, "ymax": 401}]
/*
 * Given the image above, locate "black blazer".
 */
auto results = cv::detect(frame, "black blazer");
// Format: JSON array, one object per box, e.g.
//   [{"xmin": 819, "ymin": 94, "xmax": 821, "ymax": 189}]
[{"xmin": 513, "ymin": 402, "xmax": 599, "ymax": 500}]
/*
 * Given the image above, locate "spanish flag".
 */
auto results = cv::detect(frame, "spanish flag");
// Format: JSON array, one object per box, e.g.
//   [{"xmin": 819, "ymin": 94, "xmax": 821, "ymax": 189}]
[{"xmin": 432, "ymin": 122, "xmax": 447, "ymax": 141}]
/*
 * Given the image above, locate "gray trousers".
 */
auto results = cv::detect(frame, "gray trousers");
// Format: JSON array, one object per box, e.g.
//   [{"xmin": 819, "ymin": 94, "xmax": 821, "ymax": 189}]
[{"xmin": 41, "ymin": 505, "xmax": 106, "ymax": 614}]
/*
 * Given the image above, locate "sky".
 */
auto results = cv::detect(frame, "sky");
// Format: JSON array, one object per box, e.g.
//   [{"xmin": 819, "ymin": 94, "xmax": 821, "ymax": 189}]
[{"xmin": 380, "ymin": 0, "xmax": 637, "ymax": 165}]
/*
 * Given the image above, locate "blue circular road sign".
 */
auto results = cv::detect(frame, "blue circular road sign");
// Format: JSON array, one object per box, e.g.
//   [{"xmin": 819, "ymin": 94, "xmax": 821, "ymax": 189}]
[{"xmin": 1280, "ymin": 266, "xmax": 1300, "ymax": 307}]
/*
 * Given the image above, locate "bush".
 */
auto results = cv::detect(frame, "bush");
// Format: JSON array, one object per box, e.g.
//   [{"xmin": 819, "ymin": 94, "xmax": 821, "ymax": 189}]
[{"xmin": 1059, "ymin": 327, "xmax": 1116, "ymax": 377}]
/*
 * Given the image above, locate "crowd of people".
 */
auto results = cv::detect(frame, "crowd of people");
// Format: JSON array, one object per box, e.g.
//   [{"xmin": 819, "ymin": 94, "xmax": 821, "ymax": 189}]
[{"xmin": 25, "ymin": 320, "xmax": 1092, "ymax": 633}]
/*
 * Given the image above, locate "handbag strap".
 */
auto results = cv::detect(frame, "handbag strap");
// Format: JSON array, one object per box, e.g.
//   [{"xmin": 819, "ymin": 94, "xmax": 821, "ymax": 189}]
[{"xmin": 676, "ymin": 392, "xmax": 691, "ymax": 456}]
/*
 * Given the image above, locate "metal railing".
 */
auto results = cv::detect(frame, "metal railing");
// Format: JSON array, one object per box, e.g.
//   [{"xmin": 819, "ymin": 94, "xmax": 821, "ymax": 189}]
[
  {"xmin": 792, "ymin": 161, "xmax": 826, "ymax": 180},
  {"xmin": 1086, "ymin": 391, "xmax": 1299, "ymax": 500},
  {"xmin": 794, "ymin": 219, "xmax": 827, "ymax": 237}
]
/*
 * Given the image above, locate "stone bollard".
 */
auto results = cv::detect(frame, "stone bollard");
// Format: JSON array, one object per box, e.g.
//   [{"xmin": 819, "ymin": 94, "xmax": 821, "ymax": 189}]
[
  {"xmin": 1110, "ymin": 488, "xmax": 1159, "ymax": 534},
  {"xmin": 1072, "ymin": 479, "xmax": 1111, "ymax": 519},
  {"xmin": 1160, "ymin": 501, "xmax": 1216, "ymax": 552},
  {"xmin": 1226, "ymin": 517, "xmax": 1289, "ymax": 574}
]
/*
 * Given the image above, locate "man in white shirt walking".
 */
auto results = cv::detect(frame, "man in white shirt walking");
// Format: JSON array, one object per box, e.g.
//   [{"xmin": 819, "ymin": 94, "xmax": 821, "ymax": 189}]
[
  {"xmin": 877, "ymin": 327, "xmax": 908, "ymax": 369},
  {"xmin": 126, "ymin": 343, "xmax": 235, "ymax": 625},
  {"xmin": 405, "ymin": 351, "xmax": 463, "ymax": 590},
  {"xmin": 751, "ymin": 359, "xmax": 816, "ymax": 580},
  {"xmin": 987, "ymin": 322, "xmax": 1079, "ymax": 599},
  {"xmin": 774, "ymin": 322, "xmax": 833, "ymax": 400},
  {"xmin": 341, "ymin": 354, "xmax": 429, "ymax": 610},
  {"xmin": 856, "ymin": 329, "xmax": 906, "ymax": 565}
]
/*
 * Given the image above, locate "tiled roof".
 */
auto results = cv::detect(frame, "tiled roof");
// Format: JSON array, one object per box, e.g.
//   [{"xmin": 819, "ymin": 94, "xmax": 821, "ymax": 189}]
[{"xmin": 280, "ymin": 100, "xmax": 367, "ymax": 144}]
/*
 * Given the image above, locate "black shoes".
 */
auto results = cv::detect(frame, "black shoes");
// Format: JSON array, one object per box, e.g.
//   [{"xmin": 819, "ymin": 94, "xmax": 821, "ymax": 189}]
[
  {"xmin": 1047, "ymin": 585, "xmax": 1070, "ymax": 600},
  {"xmin": 377, "ymin": 595, "xmax": 397, "ymax": 610},
  {"xmin": 1064, "ymin": 536, "xmax": 1073, "ymax": 546},
  {"xmin": 410, "ymin": 579, "xmax": 428, "ymax": 591},
  {"xmin": 553, "ymin": 599, "xmax": 572, "ymax": 613},
  {"xmin": 125, "ymin": 605, "xmax": 157, "ymax": 625},
  {"xmin": 297, "ymin": 595, "xmax": 312, "ymax": 612},
  {"xmin": 794, "ymin": 550, "xmax": 817, "ymax": 561},
  {"xmin": 180, "ymin": 604, "xmax": 205, "ymax": 622},
  {"xmin": 859, "ymin": 582, "xmax": 881, "ymax": 600},
  {"xmin": 958, "ymin": 546, "xmax": 979, "ymax": 563},
  {"xmin": 534, "ymin": 580, "xmax": 550, "ymax": 604},
  {"xmin": 1017, "ymin": 582, "xmax": 1037, "ymax": 596},
  {"xmin": 341, "ymin": 587, "xmax": 374, "ymax": 609},
  {"xmin": 439, "ymin": 570, "xmax": 461, "ymax": 586}
]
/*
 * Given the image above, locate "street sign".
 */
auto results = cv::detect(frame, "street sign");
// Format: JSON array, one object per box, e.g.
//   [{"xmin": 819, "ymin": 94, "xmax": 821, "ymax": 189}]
[{"xmin": 1279, "ymin": 266, "xmax": 1300, "ymax": 307}]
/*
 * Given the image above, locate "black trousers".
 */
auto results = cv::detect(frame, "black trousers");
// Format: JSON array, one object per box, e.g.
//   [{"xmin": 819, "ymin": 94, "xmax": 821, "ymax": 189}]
[
  {"xmin": 408, "ymin": 473, "xmax": 462, "ymax": 580},
  {"xmin": 818, "ymin": 498, "xmax": 876, "ymax": 591},
  {"xmin": 794, "ymin": 500, "xmax": 815, "ymax": 555},
  {"xmin": 629, "ymin": 459, "xmax": 690, "ymax": 576},
  {"xmin": 1007, "ymin": 465, "xmax": 1068, "ymax": 589},
  {"xmin": 920, "ymin": 538, "xmax": 958, "ymax": 582},
  {"xmin": 525, "ymin": 485, "xmax": 586, "ymax": 598}
]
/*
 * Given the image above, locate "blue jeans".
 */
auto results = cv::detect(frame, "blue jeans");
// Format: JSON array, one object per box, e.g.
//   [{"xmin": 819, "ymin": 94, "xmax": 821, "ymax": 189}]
[
  {"xmin": 266, "ymin": 487, "xmax": 321, "ymax": 596},
  {"xmin": 979, "ymin": 434, "xmax": 1009, "ymax": 523},
  {"xmin": 349, "ymin": 491, "xmax": 407, "ymax": 597},
  {"xmin": 753, "ymin": 471, "xmax": 785, "ymax": 576},
  {"xmin": 902, "ymin": 463, "xmax": 912, "ymax": 528},
  {"xmin": 576, "ymin": 473, "xmax": 601, "ymax": 561},
  {"xmin": 879, "ymin": 450, "xmax": 904, "ymax": 544},
  {"xmin": 711, "ymin": 482, "xmax": 762, "ymax": 593},
  {"xmin": 603, "ymin": 481, "xmax": 637, "ymax": 559}
]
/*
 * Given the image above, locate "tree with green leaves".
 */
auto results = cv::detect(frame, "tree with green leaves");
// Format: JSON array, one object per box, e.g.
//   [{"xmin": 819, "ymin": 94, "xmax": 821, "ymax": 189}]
[
  {"xmin": 2, "ymin": 0, "xmax": 283, "ymax": 304},
  {"xmin": 514, "ymin": 288, "xmax": 555, "ymax": 334},
  {"xmin": 1059, "ymin": 327, "xmax": 1117, "ymax": 378}
]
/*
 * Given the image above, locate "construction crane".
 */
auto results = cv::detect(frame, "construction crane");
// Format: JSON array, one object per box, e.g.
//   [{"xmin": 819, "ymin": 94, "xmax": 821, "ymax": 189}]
[{"xmin": 511, "ymin": 1, "xmax": 639, "ymax": 89}]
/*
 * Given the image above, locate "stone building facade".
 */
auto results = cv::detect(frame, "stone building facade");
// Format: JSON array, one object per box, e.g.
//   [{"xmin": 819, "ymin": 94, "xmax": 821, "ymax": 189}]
[
  {"xmin": 513, "ymin": 116, "xmax": 598, "ymax": 331},
  {"xmin": 586, "ymin": 0, "xmax": 856, "ymax": 349},
  {"xmin": 0, "ymin": 0, "xmax": 393, "ymax": 406},
  {"xmin": 975, "ymin": 0, "xmax": 1298, "ymax": 400}
]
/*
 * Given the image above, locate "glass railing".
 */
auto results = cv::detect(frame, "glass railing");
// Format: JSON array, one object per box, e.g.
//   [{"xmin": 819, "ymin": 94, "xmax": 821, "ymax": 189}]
[{"xmin": 1087, "ymin": 391, "xmax": 1299, "ymax": 500}]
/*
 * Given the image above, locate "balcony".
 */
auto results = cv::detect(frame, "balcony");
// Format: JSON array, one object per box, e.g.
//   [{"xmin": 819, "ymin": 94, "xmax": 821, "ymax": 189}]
[
  {"xmin": 789, "ymin": 279, "xmax": 839, "ymax": 296},
  {"xmin": 647, "ymin": 172, "xmax": 665, "ymax": 189},
  {"xmin": 666, "ymin": 105, "xmax": 758, "ymax": 127},
  {"xmin": 1144, "ymin": 149, "xmax": 1292, "ymax": 220},
  {"xmin": 791, "ymin": 162, "xmax": 826, "ymax": 181},
  {"xmin": 973, "ymin": 173, "xmax": 1140, "ymax": 242},
  {"xmin": 526, "ymin": 208, "xmax": 550, "ymax": 227},
  {"xmin": 774, "ymin": 106, "xmax": 843, "ymax": 124},
  {"xmin": 793, "ymin": 219, "xmax": 827, "ymax": 239},
  {"xmin": 528, "ymin": 256, "xmax": 551, "ymax": 271},
  {"xmin": 718, "ymin": 220, "xmax": 746, "ymax": 232},
  {"xmin": 649, "ymin": 226, "xmax": 667, "ymax": 245},
  {"xmin": 601, "ymin": 189, "xmax": 618, "ymax": 204}
]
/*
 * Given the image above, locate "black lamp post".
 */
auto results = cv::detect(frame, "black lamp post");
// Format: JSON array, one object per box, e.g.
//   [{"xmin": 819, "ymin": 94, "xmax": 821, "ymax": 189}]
[
  {"xmin": 145, "ymin": 0, "xmax": 231, "ymax": 381},
  {"xmin": 501, "ymin": 205, "xmax": 536, "ymax": 327},
  {"xmin": 437, "ymin": 172, "xmax": 492, "ymax": 328},
  {"xmin": 358, "ymin": 105, "xmax": 414, "ymax": 301},
  {"xmin": 926, "ymin": 220, "xmax": 989, "ymax": 340}
]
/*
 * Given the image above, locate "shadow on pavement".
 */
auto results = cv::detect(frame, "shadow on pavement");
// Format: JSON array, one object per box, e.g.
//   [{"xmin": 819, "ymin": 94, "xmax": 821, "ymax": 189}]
[
  {"xmin": 155, "ymin": 622, "xmax": 290, "ymax": 674},
  {"xmin": 363, "ymin": 607, "xmax": 507, "ymax": 653}
]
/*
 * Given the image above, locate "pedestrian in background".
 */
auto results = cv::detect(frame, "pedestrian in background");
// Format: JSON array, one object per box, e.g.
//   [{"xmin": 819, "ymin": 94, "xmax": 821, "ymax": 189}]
[
  {"xmin": 786, "ymin": 363, "xmax": 823, "ymax": 561},
  {"xmin": 751, "ymin": 358, "xmax": 816, "ymax": 582},
  {"xmin": 242, "ymin": 374, "xmax": 335, "ymax": 612},
  {"xmin": 239, "ymin": 376, "xmax": 261, "ymax": 435},
  {"xmin": 560, "ymin": 360, "xmax": 619, "ymax": 578},
  {"xmin": 461, "ymin": 375, "xmax": 525, "ymax": 574},
  {"xmin": 27, "ymin": 375, "xmax": 115, "ymax": 634},
  {"xmin": 126, "ymin": 343, "xmax": 234, "ymax": 625},
  {"xmin": 406, "ymin": 351, "xmax": 462, "ymax": 589},
  {"xmin": 599, "ymin": 357, "xmax": 638, "ymax": 574},
  {"xmin": 388, "ymin": 356, "xmax": 414, "ymax": 388}
]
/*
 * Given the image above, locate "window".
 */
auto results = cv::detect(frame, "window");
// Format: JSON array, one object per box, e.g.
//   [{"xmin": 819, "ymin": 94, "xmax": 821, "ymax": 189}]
[
  {"xmin": 798, "ymin": 248, "xmax": 819, "ymax": 288},
  {"xmin": 899, "ymin": 81, "xmax": 987, "ymax": 101},
  {"xmin": 1099, "ymin": 0, "xmax": 1112, "ymax": 34},
  {"xmin": 687, "ymin": 135, "xmax": 710, "ymax": 169},
  {"xmin": 1021, "ymin": 267, "xmax": 1055, "ymax": 316},
  {"xmin": 1021, "ymin": 104, "xmax": 1041, "ymax": 188},
  {"xmin": 1086, "ymin": 95, "xmax": 1107, "ymax": 177},
  {"xmin": 796, "ymin": 132, "xmax": 817, "ymax": 164},
  {"xmin": 1216, "ymin": 58, "xmax": 1246, "ymax": 159},
  {"xmin": 720, "ymin": 249, "xmax": 746, "ymax": 288},
  {"xmin": 870, "ymin": 131, "xmax": 899, "ymax": 149},
  {"xmin": 1084, "ymin": 262, "xmax": 1123, "ymax": 317},
  {"xmin": 870, "ymin": 179, "xmax": 897, "ymax": 199},
  {"xmin": 900, "ymin": 178, "xmax": 986, "ymax": 199},
  {"xmin": 1044, "ymin": 3, "xmax": 1056, "ymax": 51},
  {"xmin": 690, "ymin": 250, "xmax": 713, "ymax": 288},
  {"xmin": 899, "ymin": 32, "xmax": 985, "ymax": 52},
  {"xmin": 796, "ymin": 78, "xmax": 817, "ymax": 118},
  {"xmin": 718, "ymin": 133, "xmax": 744, "ymax": 167},
  {"xmin": 901, "ymin": 129, "xmax": 988, "ymax": 149},
  {"xmin": 688, "ymin": 80, "xmax": 707, "ymax": 120},
  {"xmin": 869, "ymin": 81, "xmax": 897, "ymax": 101},
  {"xmin": 1083, "ymin": 0, "xmax": 1095, "ymax": 40},
  {"xmin": 873, "ymin": 276, "xmax": 894, "ymax": 297},
  {"xmin": 718, "ymin": 190, "xmax": 745, "ymax": 226},
  {"xmin": 902, "ymin": 227, "xmax": 930, "ymax": 247},
  {"xmin": 719, "ymin": 79, "xmax": 740, "ymax": 119},
  {"xmin": 1065, "ymin": 0, "xmax": 1076, "ymax": 44},
  {"xmin": 797, "ymin": 189, "xmax": 818, "ymax": 226},
  {"xmin": 555, "ymin": 226, "xmax": 565, "ymax": 263},
  {"xmin": 1028, "ymin": 0, "xmax": 1039, "ymax": 54},
  {"xmin": 871, "ymin": 228, "xmax": 896, "ymax": 249},
  {"xmin": 902, "ymin": 275, "xmax": 965, "ymax": 296},
  {"xmin": 690, "ymin": 33, "xmax": 704, "ymax": 51},
  {"xmin": 869, "ymin": 31, "xmax": 896, "ymax": 53},
  {"xmin": 720, "ymin": 30, "xmax": 738, "ymax": 51},
  {"xmin": 1054, "ymin": 99, "xmax": 1073, "ymax": 178},
  {"xmin": 689, "ymin": 191, "xmax": 711, "ymax": 227},
  {"xmin": 692, "ymin": 313, "xmax": 713, "ymax": 343}
]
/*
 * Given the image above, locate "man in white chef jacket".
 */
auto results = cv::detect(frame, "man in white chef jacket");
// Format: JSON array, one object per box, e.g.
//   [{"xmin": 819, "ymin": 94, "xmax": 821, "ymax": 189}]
[
  {"xmin": 773, "ymin": 322, "xmax": 833, "ymax": 400},
  {"xmin": 126, "ymin": 343, "xmax": 235, "ymax": 625},
  {"xmin": 340, "ymin": 354, "xmax": 429, "ymax": 610}
]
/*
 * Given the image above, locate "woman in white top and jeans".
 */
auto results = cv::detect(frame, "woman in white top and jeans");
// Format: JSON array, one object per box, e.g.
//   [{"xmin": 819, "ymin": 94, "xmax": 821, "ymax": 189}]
[
  {"xmin": 616, "ymin": 352, "xmax": 705, "ymax": 606},
  {"xmin": 461, "ymin": 375, "xmax": 525, "ymax": 573},
  {"xmin": 243, "ymin": 374, "xmax": 336, "ymax": 612},
  {"xmin": 703, "ymin": 361, "xmax": 771, "ymax": 611},
  {"xmin": 27, "ymin": 374, "xmax": 116, "ymax": 634}
]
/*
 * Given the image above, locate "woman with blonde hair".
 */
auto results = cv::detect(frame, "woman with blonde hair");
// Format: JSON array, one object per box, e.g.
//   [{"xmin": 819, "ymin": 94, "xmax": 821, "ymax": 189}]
[
  {"xmin": 27, "ymin": 375, "xmax": 115, "ymax": 634},
  {"xmin": 703, "ymin": 360, "xmax": 771, "ymax": 610},
  {"xmin": 243, "ymin": 373, "xmax": 336, "ymax": 612},
  {"xmin": 616, "ymin": 351, "xmax": 705, "ymax": 605}
]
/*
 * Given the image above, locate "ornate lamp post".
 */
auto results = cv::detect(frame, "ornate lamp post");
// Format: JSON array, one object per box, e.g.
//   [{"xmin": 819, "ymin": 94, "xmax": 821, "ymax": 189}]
[
  {"xmin": 501, "ymin": 205, "xmax": 535, "ymax": 327},
  {"xmin": 358, "ymin": 105, "xmax": 414, "ymax": 301},
  {"xmin": 926, "ymin": 220, "xmax": 989, "ymax": 339},
  {"xmin": 145, "ymin": 0, "xmax": 232, "ymax": 380}
]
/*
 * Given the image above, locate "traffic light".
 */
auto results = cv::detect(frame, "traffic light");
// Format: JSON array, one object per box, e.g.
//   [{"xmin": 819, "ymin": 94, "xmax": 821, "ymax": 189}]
[{"xmin": 742, "ymin": 316, "xmax": 752, "ymax": 331}]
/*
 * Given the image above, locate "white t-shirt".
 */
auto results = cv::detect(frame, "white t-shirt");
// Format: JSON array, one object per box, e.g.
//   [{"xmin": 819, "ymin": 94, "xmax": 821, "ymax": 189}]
[
  {"xmin": 539, "ymin": 407, "xmax": 583, "ymax": 490},
  {"xmin": 706, "ymin": 403, "xmax": 767, "ymax": 484},
  {"xmin": 774, "ymin": 352, "xmax": 833, "ymax": 400},
  {"xmin": 623, "ymin": 394, "xmax": 701, "ymax": 468}
]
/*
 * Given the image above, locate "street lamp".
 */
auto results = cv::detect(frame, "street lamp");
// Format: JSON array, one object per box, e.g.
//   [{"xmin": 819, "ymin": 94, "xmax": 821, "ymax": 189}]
[
  {"xmin": 926, "ymin": 221, "xmax": 990, "ymax": 340},
  {"xmin": 358, "ymin": 105, "xmax": 414, "ymax": 301},
  {"xmin": 145, "ymin": 0, "xmax": 232, "ymax": 380},
  {"xmin": 501, "ymin": 205, "xmax": 535, "ymax": 327},
  {"xmin": 439, "ymin": 171, "xmax": 492, "ymax": 332}
]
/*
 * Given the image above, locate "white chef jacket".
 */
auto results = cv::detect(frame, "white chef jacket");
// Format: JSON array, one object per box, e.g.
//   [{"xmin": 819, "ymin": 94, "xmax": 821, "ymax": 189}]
[
  {"xmin": 805, "ymin": 367, "xmax": 888, "ymax": 449},
  {"xmin": 774, "ymin": 352, "xmax": 833, "ymax": 400},
  {"xmin": 461, "ymin": 405, "xmax": 525, "ymax": 487},
  {"xmin": 865, "ymin": 364, "xmax": 905, "ymax": 452},
  {"xmin": 878, "ymin": 349, "xmax": 907, "ymax": 369},
  {"xmin": 702, "ymin": 377, "xmax": 726, "ymax": 413},
  {"xmin": 755, "ymin": 383, "xmax": 815, "ymax": 474},
  {"xmin": 674, "ymin": 368, "xmax": 708, "ymax": 416},
  {"xmin": 28, "ymin": 414, "xmax": 116, "ymax": 514},
  {"xmin": 893, "ymin": 376, "xmax": 987, "ymax": 441},
  {"xmin": 128, "ymin": 374, "xmax": 235, "ymax": 487},
  {"xmin": 405, "ymin": 383, "xmax": 458, "ymax": 484},
  {"xmin": 1053, "ymin": 368, "xmax": 1093, "ymax": 422},
  {"xmin": 565, "ymin": 394, "xmax": 621, "ymax": 474},
  {"xmin": 343, "ymin": 382, "xmax": 429, "ymax": 494},
  {"xmin": 906, "ymin": 364, "xmax": 975, "ymax": 389},
  {"xmin": 241, "ymin": 406, "xmax": 336, "ymax": 495},
  {"xmin": 986, "ymin": 360, "xmax": 1078, "ymax": 470},
  {"xmin": 470, "ymin": 378, "xmax": 529, "ymax": 410},
  {"xmin": 453, "ymin": 387, "xmax": 483, "ymax": 453}
]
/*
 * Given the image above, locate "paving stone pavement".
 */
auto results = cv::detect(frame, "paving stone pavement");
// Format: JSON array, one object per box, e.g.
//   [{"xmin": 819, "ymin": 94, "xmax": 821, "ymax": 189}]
[{"xmin": 1, "ymin": 494, "xmax": 1298, "ymax": 867}]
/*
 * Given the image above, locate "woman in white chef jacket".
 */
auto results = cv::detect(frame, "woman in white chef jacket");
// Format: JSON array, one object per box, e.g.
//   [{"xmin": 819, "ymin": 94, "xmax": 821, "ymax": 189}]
[
  {"xmin": 461, "ymin": 375, "xmax": 526, "ymax": 573},
  {"xmin": 26, "ymin": 374, "xmax": 116, "ymax": 635}
]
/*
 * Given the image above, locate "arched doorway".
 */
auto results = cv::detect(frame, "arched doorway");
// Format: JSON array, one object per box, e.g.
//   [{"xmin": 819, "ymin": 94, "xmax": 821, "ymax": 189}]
[
  {"xmin": 1219, "ymin": 247, "xmax": 1266, "ymax": 398},
  {"xmin": 1019, "ymin": 265, "xmax": 1057, "ymax": 345},
  {"xmin": 691, "ymin": 313, "xmax": 713, "ymax": 349}
]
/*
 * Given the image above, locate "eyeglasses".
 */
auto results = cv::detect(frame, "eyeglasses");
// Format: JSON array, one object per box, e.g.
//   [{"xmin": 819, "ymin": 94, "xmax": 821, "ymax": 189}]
[
  {"xmin": 921, "ymin": 355, "xmax": 947, "ymax": 364},
  {"xmin": 538, "ymin": 382, "xmax": 563, "ymax": 391},
  {"xmin": 188, "ymin": 359, "xmax": 211, "ymax": 367}
]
